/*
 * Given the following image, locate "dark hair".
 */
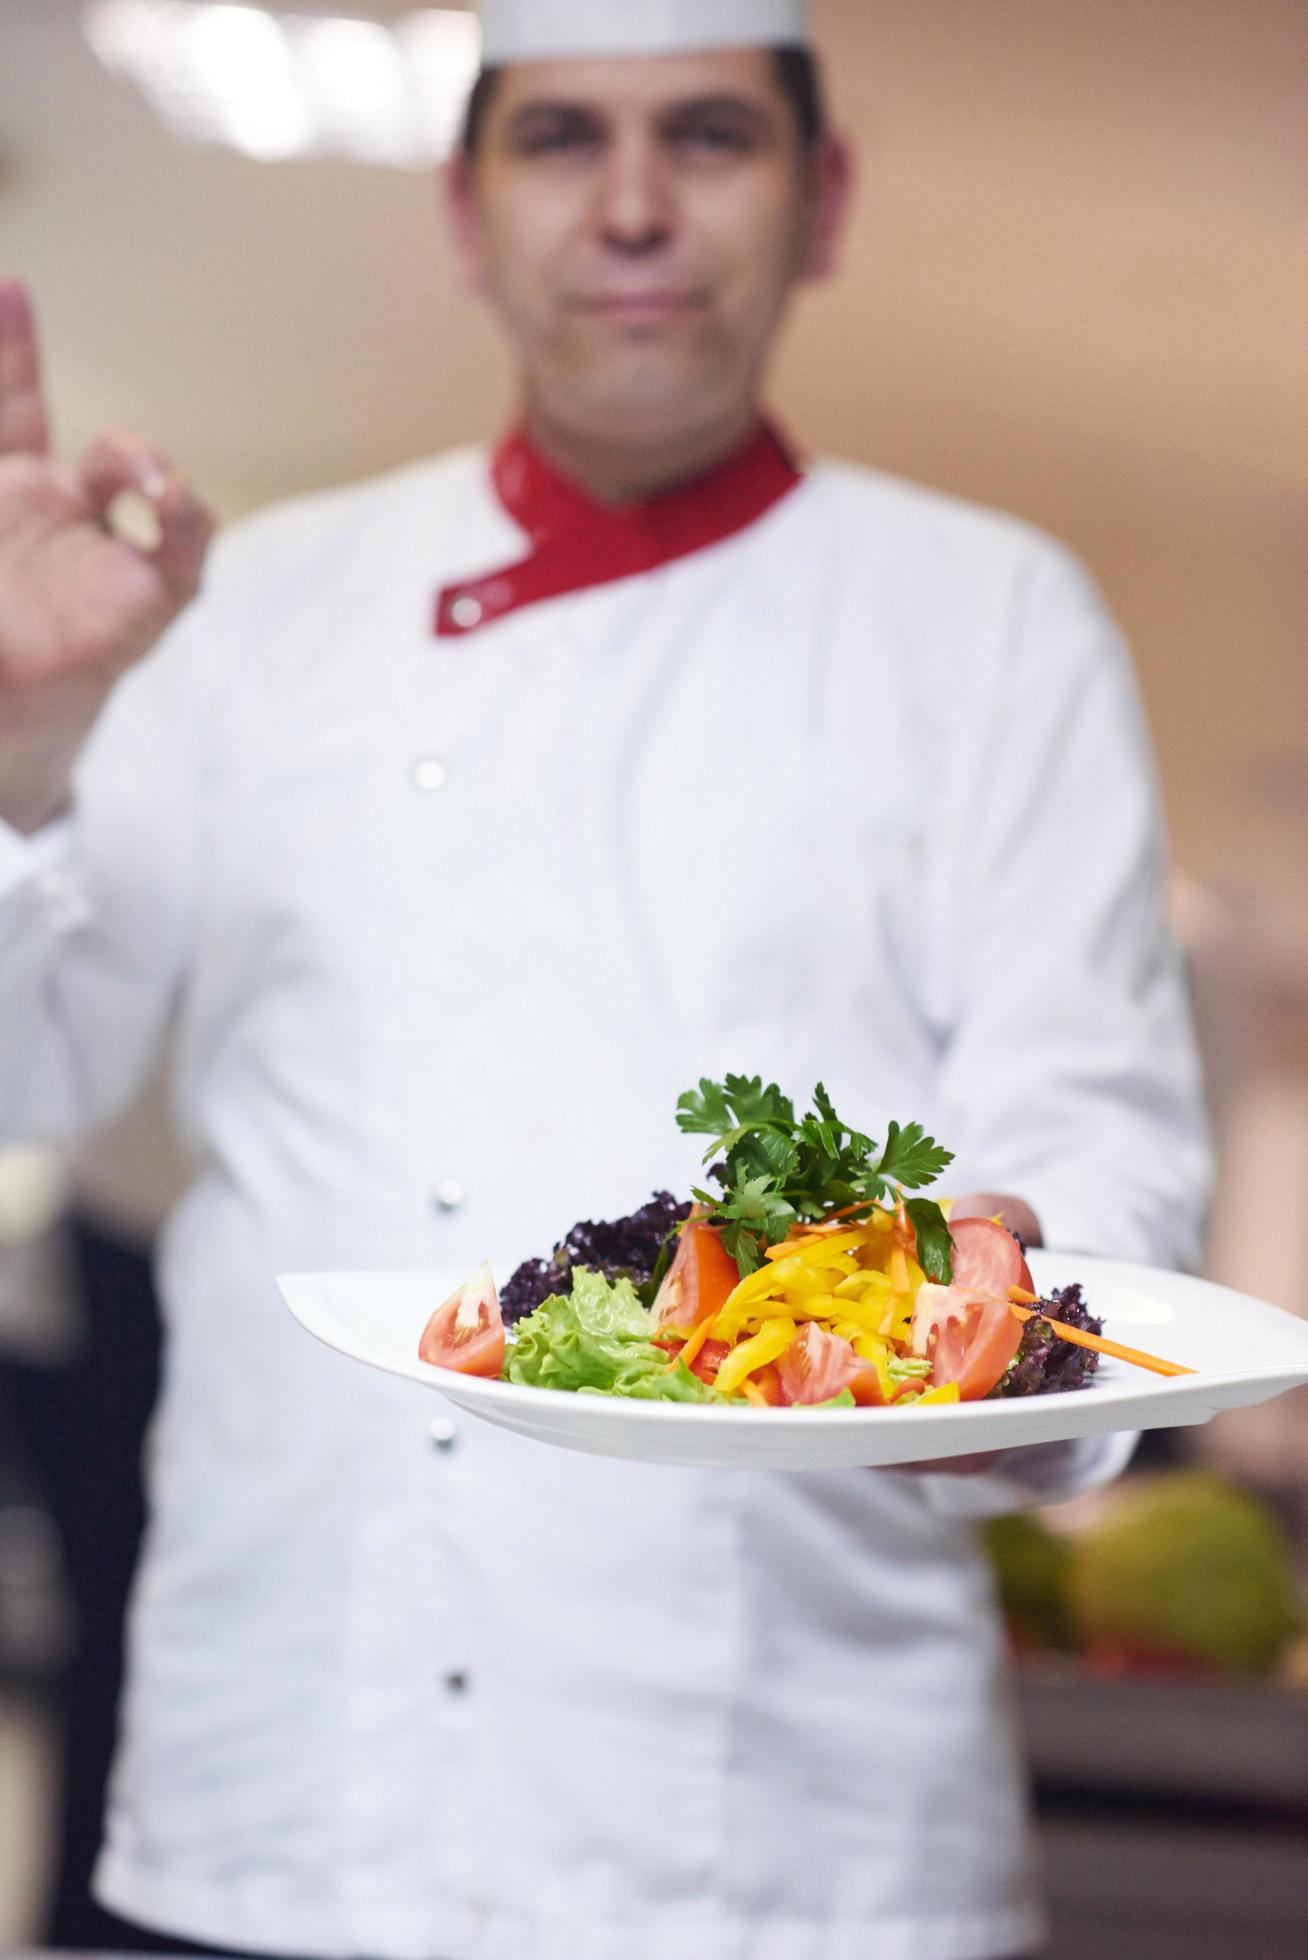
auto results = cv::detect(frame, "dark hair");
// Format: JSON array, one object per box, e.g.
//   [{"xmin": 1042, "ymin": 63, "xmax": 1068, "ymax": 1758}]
[
  {"xmin": 459, "ymin": 44, "xmax": 827, "ymax": 156},
  {"xmin": 771, "ymin": 45, "xmax": 826, "ymax": 148}
]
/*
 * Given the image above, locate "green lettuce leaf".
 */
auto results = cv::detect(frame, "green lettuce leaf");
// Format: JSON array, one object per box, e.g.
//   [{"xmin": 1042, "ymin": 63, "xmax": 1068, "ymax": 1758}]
[{"xmin": 505, "ymin": 1268, "xmax": 719, "ymax": 1402}]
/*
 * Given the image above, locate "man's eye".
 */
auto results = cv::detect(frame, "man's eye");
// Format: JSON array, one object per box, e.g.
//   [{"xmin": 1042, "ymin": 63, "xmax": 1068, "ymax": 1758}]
[
  {"xmin": 671, "ymin": 124, "xmax": 756, "ymax": 155},
  {"xmin": 514, "ymin": 124, "xmax": 600, "ymax": 156}
]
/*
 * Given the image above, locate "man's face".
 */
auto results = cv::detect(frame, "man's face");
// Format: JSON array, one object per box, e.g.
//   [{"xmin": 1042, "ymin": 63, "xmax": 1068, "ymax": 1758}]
[{"xmin": 449, "ymin": 49, "xmax": 846, "ymax": 446}]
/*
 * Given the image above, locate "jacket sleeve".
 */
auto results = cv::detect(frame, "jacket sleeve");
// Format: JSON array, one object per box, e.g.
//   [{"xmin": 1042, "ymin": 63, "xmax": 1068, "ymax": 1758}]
[
  {"xmin": 0, "ymin": 606, "xmax": 212, "ymax": 1149},
  {"xmin": 910, "ymin": 540, "xmax": 1212, "ymax": 1520},
  {"xmin": 898, "ymin": 1431, "xmax": 1139, "ymax": 1520},
  {"xmin": 935, "ymin": 539, "xmax": 1213, "ymax": 1270}
]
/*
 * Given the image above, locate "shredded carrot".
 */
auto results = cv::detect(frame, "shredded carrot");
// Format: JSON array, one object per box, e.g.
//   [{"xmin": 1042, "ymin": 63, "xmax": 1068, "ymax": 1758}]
[
  {"xmin": 791, "ymin": 1201, "xmax": 881, "ymax": 1236},
  {"xmin": 665, "ymin": 1313, "xmax": 716, "ymax": 1373},
  {"xmin": 740, "ymin": 1381, "xmax": 769, "ymax": 1407},
  {"xmin": 1005, "ymin": 1289, "xmax": 1192, "ymax": 1378}
]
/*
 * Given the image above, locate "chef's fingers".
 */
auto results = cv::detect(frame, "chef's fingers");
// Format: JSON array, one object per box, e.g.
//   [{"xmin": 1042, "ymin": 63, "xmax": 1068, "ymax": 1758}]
[
  {"xmin": 949, "ymin": 1192, "xmax": 1043, "ymax": 1248},
  {"xmin": 0, "ymin": 279, "xmax": 51, "ymax": 457},
  {"xmin": 886, "ymin": 1452, "xmax": 1005, "ymax": 1477},
  {"xmin": 78, "ymin": 429, "xmax": 215, "ymax": 606}
]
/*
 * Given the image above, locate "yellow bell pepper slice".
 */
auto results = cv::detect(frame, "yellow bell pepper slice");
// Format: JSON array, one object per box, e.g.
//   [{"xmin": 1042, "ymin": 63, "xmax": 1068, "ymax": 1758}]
[
  {"xmin": 765, "ymin": 1229, "xmax": 869, "ymax": 1265},
  {"xmin": 764, "ymin": 1299, "xmax": 829, "ymax": 1326},
  {"xmin": 911, "ymin": 1381, "xmax": 961, "ymax": 1406},
  {"xmin": 847, "ymin": 1335, "xmax": 897, "ymax": 1402},
  {"xmin": 777, "ymin": 1264, "xmax": 843, "ymax": 1301},
  {"xmin": 820, "ymin": 1293, "xmax": 896, "ymax": 1335},
  {"xmin": 833, "ymin": 1269, "xmax": 892, "ymax": 1300},
  {"xmin": 878, "ymin": 1296, "xmax": 915, "ymax": 1345},
  {"xmin": 709, "ymin": 1301, "xmax": 756, "ymax": 1346},
  {"xmin": 794, "ymin": 1290, "xmax": 838, "ymax": 1318},
  {"xmin": 722, "ymin": 1260, "xmax": 849, "ymax": 1326},
  {"xmin": 713, "ymin": 1316, "xmax": 796, "ymax": 1398},
  {"xmin": 721, "ymin": 1256, "xmax": 804, "ymax": 1314}
]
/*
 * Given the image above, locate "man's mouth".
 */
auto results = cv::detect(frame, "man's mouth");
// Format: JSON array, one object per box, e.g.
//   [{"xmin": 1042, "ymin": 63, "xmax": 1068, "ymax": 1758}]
[{"xmin": 568, "ymin": 289, "xmax": 709, "ymax": 320}]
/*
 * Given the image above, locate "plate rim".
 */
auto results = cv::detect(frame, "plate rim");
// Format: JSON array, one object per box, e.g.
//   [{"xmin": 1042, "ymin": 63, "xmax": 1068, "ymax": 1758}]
[{"xmin": 275, "ymin": 1248, "xmax": 1308, "ymax": 1428}]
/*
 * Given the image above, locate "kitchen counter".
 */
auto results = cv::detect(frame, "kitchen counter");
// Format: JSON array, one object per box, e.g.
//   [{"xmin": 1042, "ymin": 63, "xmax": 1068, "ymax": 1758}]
[
  {"xmin": 1017, "ymin": 1652, "xmax": 1308, "ymax": 1804},
  {"xmin": 1018, "ymin": 1657, "xmax": 1308, "ymax": 1959}
]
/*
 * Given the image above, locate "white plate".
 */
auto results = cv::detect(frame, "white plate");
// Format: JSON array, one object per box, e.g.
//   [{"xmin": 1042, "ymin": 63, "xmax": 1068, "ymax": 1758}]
[{"xmin": 276, "ymin": 1252, "xmax": 1308, "ymax": 1471}]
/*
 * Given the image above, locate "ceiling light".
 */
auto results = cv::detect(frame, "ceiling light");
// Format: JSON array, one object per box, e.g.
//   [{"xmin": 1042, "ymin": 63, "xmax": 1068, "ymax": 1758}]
[{"xmin": 83, "ymin": 1, "xmax": 482, "ymax": 167}]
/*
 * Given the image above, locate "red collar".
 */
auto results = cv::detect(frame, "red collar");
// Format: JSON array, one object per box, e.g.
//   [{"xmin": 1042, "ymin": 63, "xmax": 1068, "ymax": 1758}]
[{"xmin": 434, "ymin": 419, "xmax": 803, "ymax": 637}]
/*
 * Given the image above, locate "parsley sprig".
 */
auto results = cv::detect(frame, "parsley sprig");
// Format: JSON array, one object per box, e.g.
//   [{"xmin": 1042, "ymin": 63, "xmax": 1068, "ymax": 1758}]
[{"xmin": 676, "ymin": 1075, "xmax": 955, "ymax": 1282}]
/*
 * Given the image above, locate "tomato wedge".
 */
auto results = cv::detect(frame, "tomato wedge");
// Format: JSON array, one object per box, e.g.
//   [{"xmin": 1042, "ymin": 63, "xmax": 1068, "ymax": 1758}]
[
  {"xmin": 417, "ymin": 1262, "xmax": 505, "ymax": 1378},
  {"xmin": 750, "ymin": 1362, "xmax": 785, "ymax": 1406},
  {"xmin": 652, "ymin": 1221, "xmax": 739, "ymax": 1332},
  {"xmin": 948, "ymin": 1215, "xmax": 1034, "ymax": 1296},
  {"xmin": 846, "ymin": 1362, "xmax": 919, "ymax": 1407},
  {"xmin": 686, "ymin": 1338, "xmax": 730, "ymax": 1387},
  {"xmin": 910, "ymin": 1281, "xmax": 1024, "ymax": 1401},
  {"xmin": 777, "ymin": 1324, "xmax": 861, "ymax": 1406}
]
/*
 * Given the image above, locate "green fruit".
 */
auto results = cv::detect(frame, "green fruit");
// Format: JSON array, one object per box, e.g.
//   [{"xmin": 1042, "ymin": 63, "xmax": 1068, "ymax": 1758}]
[
  {"xmin": 981, "ymin": 1512, "xmax": 1076, "ymax": 1650},
  {"xmin": 1070, "ymin": 1471, "xmax": 1304, "ymax": 1675}
]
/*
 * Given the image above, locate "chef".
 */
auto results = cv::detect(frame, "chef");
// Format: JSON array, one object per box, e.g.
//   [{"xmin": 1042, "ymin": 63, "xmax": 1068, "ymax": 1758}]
[{"xmin": 0, "ymin": 1, "xmax": 1209, "ymax": 1956}]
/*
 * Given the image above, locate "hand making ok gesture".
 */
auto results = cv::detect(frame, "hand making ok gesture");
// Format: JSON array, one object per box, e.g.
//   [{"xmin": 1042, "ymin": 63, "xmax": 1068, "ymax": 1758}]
[{"xmin": 0, "ymin": 277, "xmax": 214, "ymax": 832}]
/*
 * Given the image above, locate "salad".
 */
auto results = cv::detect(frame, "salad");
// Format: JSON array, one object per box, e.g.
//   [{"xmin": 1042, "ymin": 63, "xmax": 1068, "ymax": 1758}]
[{"xmin": 416, "ymin": 1075, "xmax": 1158, "ymax": 1410}]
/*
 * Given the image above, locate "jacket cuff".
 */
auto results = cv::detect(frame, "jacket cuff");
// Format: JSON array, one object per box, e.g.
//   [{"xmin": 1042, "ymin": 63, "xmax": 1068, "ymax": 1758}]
[{"xmin": 901, "ymin": 1428, "xmax": 1139, "ymax": 1521}]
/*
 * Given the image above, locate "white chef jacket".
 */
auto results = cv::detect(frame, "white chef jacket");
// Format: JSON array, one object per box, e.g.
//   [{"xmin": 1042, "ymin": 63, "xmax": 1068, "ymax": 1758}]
[{"xmin": 0, "ymin": 443, "xmax": 1210, "ymax": 1960}]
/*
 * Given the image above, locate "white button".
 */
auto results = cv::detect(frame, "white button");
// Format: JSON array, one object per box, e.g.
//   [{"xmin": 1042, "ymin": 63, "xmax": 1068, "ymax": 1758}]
[
  {"xmin": 428, "ymin": 1416, "xmax": 457, "ymax": 1450},
  {"xmin": 412, "ymin": 756, "xmax": 448, "ymax": 792},
  {"xmin": 450, "ymin": 595, "xmax": 483, "ymax": 628},
  {"xmin": 36, "ymin": 864, "xmax": 90, "ymax": 930},
  {"xmin": 434, "ymin": 1178, "xmax": 465, "ymax": 1211}
]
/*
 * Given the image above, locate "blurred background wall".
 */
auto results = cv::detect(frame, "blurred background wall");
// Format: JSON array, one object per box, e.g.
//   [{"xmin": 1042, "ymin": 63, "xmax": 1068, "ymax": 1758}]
[
  {"xmin": 1, "ymin": 0, "xmax": 1303, "ymax": 1193},
  {"xmin": 2, "ymin": 0, "xmax": 1304, "ymax": 898},
  {"xmin": 0, "ymin": 0, "xmax": 1306, "ymax": 1952}
]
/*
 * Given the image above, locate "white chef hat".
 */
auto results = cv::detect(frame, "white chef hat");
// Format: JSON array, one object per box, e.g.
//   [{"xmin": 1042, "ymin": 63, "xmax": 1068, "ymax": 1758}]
[{"xmin": 477, "ymin": 0, "xmax": 812, "ymax": 65}]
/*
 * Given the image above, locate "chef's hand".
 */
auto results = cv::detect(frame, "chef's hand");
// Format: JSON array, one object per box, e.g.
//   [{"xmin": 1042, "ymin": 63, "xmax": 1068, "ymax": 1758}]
[
  {"xmin": 0, "ymin": 279, "xmax": 214, "ymax": 834},
  {"xmin": 948, "ymin": 1189, "xmax": 1042, "ymax": 1249},
  {"xmin": 890, "ymin": 1188, "xmax": 1041, "ymax": 1476}
]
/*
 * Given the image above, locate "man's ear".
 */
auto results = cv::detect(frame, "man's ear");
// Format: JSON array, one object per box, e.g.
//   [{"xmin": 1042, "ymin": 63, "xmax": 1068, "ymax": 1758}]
[
  {"xmin": 799, "ymin": 130, "xmax": 855, "ymax": 283},
  {"xmin": 442, "ymin": 150, "xmax": 489, "ymax": 296}
]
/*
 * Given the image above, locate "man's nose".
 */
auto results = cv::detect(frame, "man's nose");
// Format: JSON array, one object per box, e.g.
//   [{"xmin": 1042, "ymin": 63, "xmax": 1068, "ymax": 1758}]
[{"xmin": 593, "ymin": 138, "xmax": 676, "ymax": 254}]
